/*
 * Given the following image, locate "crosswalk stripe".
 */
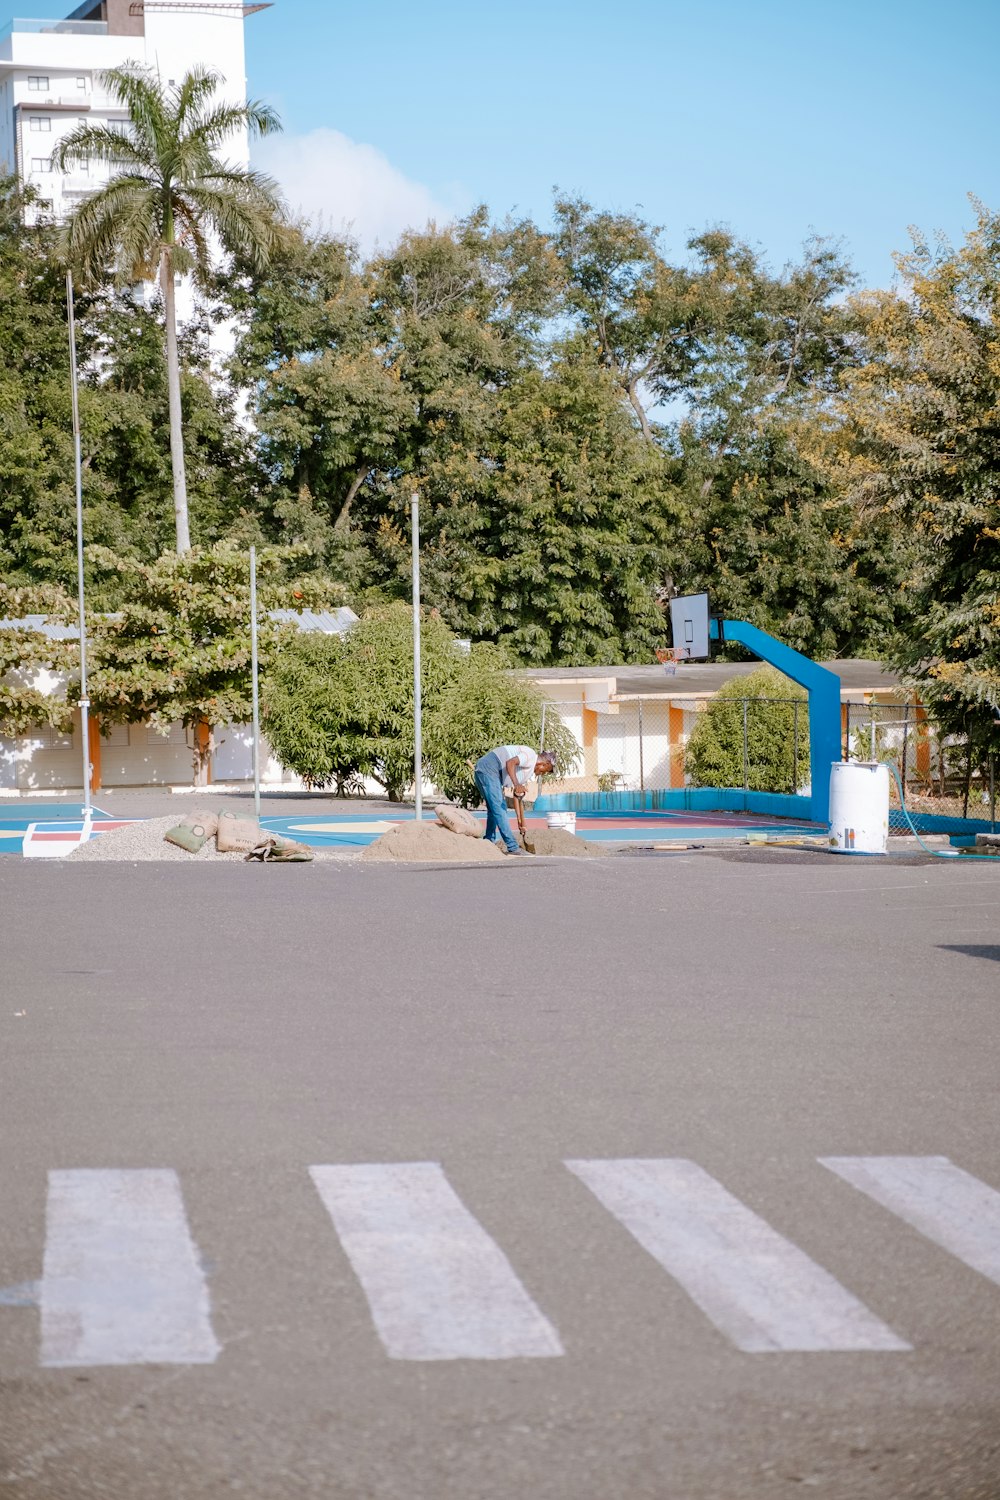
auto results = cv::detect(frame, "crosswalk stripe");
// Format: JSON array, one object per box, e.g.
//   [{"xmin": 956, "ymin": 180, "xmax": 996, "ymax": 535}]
[
  {"xmin": 566, "ymin": 1158, "xmax": 910, "ymax": 1352},
  {"xmin": 309, "ymin": 1163, "xmax": 564, "ymax": 1361},
  {"xmin": 820, "ymin": 1156, "xmax": 1000, "ymax": 1286},
  {"xmin": 39, "ymin": 1169, "xmax": 220, "ymax": 1368}
]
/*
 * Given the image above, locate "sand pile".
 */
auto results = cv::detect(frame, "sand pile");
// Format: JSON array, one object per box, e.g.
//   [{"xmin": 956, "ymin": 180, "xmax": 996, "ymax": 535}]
[
  {"xmin": 361, "ymin": 821, "xmax": 506, "ymax": 863},
  {"xmin": 522, "ymin": 827, "xmax": 605, "ymax": 857}
]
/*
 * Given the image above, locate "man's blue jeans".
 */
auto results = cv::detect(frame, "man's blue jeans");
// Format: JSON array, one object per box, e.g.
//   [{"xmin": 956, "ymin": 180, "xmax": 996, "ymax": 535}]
[{"xmin": 474, "ymin": 763, "xmax": 520, "ymax": 852}]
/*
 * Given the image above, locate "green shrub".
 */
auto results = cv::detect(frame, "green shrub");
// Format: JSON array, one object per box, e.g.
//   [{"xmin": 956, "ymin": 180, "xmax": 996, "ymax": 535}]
[
  {"xmin": 424, "ymin": 644, "xmax": 579, "ymax": 806},
  {"xmin": 684, "ymin": 665, "xmax": 809, "ymax": 792},
  {"xmin": 261, "ymin": 606, "xmax": 579, "ymax": 802},
  {"xmin": 261, "ymin": 604, "xmax": 463, "ymax": 797}
]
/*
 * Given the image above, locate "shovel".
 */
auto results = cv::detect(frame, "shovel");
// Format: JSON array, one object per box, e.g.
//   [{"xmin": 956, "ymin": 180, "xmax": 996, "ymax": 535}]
[{"xmin": 513, "ymin": 790, "xmax": 534, "ymax": 852}]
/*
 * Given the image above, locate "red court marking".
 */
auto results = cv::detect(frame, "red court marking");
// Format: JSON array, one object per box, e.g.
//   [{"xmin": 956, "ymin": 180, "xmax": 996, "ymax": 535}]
[
  {"xmin": 521, "ymin": 813, "xmax": 818, "ymax": 831},
  {"xmin": 31, "ymin": 822, "xmax": 135, "ymax": 842}
]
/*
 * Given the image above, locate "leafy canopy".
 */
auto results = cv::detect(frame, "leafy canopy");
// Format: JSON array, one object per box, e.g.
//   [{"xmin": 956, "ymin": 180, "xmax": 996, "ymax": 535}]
[
  {"xmin": 838, "ymin": 200, "xmax": 1000, "ymax": 762},
  {"xmin": 262, "ymin": 605, "xmax": 579, "ymax": 801},
  {"xmin": 262, "ymin": 604, "xmax": 465, "ymax": 798},
  {"xmin": 54, "ymin": 64, "xmax": 283, "ymax": 286}
]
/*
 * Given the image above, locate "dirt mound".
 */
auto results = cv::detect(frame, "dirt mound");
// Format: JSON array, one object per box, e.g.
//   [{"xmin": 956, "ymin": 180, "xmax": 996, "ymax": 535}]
[
  {"xmin": 523, "ymin": 828, "xmax": 605, "ymax": 857},
  {"xmin": 361, "ymin": 820, "xmax": 506, "ymax": 863}
]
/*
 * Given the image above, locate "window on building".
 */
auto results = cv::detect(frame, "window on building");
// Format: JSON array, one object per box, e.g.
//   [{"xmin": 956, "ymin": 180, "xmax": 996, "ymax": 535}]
[
  {"xmin": 30, "ymin": 726, "xmax": 74, "ymax": 750},
  {"xmin": 27, "ymin": 76, "xmax": 50, "ymax": 92},
  {"xmin": 29, "ymin": 116, "xmax": 52, "ymax": 133},
  {"xmin": 30, "ymin": 158, "xmax": 53, "ymax": 174},
  {"xmin": 76, "ymin": 76, "xmax": 87, "ymax": 89}
]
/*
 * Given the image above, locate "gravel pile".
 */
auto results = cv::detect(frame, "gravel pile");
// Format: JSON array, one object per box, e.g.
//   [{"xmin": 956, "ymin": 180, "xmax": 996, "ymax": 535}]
[
  {"xmin": 64, "ymin": 815, "xmax": 347, "ymax": 862},
  {"xmin": 65, "ymin": 816, "xmax": 250, "ymax": 862}
]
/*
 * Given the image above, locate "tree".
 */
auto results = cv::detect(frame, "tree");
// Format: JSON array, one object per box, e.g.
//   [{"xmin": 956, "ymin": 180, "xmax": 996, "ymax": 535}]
[
  {"xmin": 0, "ymin": 584, "xmax": 77, "ymax": 736},
  {"xmin": 664, "ymin": 234, "xmax": 906, "ymax": 658},
  {"xmin": 684, "ymin": 667, "xmax": 809, "ymax": 792},
  {"xmin": 55, "ymin": 64, "xmax": 283, "ymax": 552},
  {"xmin": 839, "ymin": 202, "xmax": 1000, "ymax": 765},
  {"xmin": 77, "ymin": 545, "xmax": 334, "ymax": 782},
  {"xmin": 0, "ymin": 175, "xmax": 265, "ymax": 582},
  {"xmin": 262, "ymin": 604, "xmax": 465, "ymax": 799},
  {"xmin": 424, "ymin": 644, "xmax": 579, "ymax": 806}
]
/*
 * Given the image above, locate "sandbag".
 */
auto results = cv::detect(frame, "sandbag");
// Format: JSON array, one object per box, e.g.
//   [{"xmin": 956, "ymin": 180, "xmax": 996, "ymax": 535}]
[
  {"xmin": 435, "ymin": 803, "xmax": 482, "ymax": 839},
  {"xmin": 216, "ymin": 808, "xmax": 262, "ymax": 853},
  {"xmin": 163, "ymin": 809, "xmax": 219, "ymax": 853},
  {"xmin": 245, "ymin": 835, "xmax": 313, "ymax": 863}
]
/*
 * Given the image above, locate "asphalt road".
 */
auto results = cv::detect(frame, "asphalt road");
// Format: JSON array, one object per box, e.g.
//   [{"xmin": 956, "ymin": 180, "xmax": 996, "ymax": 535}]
[{"xmin": 1, "ymin": 850, "xmax": 999, "ymax": 1500}]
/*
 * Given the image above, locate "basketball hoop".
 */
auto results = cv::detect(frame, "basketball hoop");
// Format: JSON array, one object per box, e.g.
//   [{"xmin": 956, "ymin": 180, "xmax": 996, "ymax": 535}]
[{"xmin": 655, "ymin": 648, "xmax": 680, "ymax": 677}]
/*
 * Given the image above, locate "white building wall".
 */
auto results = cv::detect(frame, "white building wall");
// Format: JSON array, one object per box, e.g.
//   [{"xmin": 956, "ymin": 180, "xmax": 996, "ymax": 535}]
[
  {"xmin": 0, "ymin": 733, "xmax": 19, "ymax": 789},
  {"xmin": 1, "ymin": 8, "xmax": 251, "ymax": 218},
  {"xmin": 143, "ymin": 10, "xmax": 249, "ymax": 166},
  {"xmin": 99, "ymin": 720, "xmax": 193, "ymax": 786},
  {"xmin": 212, "ymin": 724, "xmax": 298, "ymax": 786}
]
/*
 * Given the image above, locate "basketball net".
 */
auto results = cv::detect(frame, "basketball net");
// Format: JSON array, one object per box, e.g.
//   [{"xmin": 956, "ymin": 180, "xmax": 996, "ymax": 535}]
[{"xmin": 655, "ymin": 648, "xmax": 682, "ymax": 677}]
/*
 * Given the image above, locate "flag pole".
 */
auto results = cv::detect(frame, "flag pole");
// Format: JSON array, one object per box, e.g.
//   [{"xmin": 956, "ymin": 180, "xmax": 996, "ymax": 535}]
[
  {"xmin": 67, "ymin": 270, "xmax": 92, "ymax": 820},
  {"xmin": 411, "ymin": 493, "xmax": 423, "ymax": 821},
  {"xmin": 250, "ymin": 545, "xmax": 261, "ymax": 818}
]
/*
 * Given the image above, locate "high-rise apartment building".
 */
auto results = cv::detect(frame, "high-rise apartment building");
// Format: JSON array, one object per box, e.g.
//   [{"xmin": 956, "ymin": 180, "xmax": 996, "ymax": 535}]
[{"xmin": 0, "ymin": 1, "xmax": 268, "ymax": 219}]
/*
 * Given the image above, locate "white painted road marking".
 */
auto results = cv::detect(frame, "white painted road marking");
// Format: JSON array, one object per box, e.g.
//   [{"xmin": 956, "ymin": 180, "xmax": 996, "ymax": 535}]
[
  {"xmin": 566, "ymin": 1158, "xmax": 909, "ymax": 1352},
  {"xmin": 40, "ymin": 1169, "xmax": 220, "ymax": 1368},
  {"xmin": 820, "ymin": 1156, "xmax": 1000, "ymax": 1286},
  {"xmin": 309, "ymin": 1163, "xmax": 564, "ymax": 1361}
]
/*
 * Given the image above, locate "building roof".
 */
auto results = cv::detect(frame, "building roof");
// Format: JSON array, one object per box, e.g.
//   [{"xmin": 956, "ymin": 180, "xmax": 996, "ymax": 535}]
[
  {"xmin": 0, "ymin": 614, "xmax": 80, "ymax": 641},
  {"xmin": 522, "ymin": 658, "xmax": 903, "ymax": 702},
  {"xmin": 0, "ymin": 607, "xmax": 360, "ymax": 640},
  {"xmin": 269, "ymin": 607, "xmax": 359, "ymax": 634}
]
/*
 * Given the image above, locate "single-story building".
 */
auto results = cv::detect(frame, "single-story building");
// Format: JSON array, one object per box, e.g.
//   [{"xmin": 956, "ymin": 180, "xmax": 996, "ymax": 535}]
[
  {"xmin": 0, "ymin": 609, "xmax": 358, "ymax": 793},
  {"xmin": 523, "ymin": 659, "xmax": 915, "ymax": 795}
]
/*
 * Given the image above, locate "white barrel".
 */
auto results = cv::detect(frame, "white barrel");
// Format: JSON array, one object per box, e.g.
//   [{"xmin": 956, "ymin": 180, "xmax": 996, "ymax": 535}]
[
  {"xmin": 546, "ymin": 811, "xmax": 577, "ymax": 836},
  {"xmin": 828, "ymin": 762, "xmax": 889, "ymax": 854}
]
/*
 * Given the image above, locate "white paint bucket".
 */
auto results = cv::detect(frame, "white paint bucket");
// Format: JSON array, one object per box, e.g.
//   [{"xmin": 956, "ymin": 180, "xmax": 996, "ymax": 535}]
[
  {"xmin": 828, "ymin": 761, "xmax": 889, "ymax": 854},
  {"xmin": 546, "ymin": 811, "xmax": 577, "ymax": 836}
]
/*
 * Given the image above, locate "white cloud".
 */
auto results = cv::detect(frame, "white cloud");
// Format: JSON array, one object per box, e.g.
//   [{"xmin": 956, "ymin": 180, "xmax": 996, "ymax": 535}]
[{"xmin": 253, "ymin": 128, "xmax": 458, "ymax": 252}]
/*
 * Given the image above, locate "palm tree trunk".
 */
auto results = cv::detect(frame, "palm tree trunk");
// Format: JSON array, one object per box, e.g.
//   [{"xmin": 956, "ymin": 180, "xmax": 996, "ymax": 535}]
[{"xmin": 160, "ymin": 249, "xmax": 191, "ymax": 554}]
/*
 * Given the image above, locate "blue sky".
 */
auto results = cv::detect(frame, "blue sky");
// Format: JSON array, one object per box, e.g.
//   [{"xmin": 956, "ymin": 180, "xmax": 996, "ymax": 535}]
[
  {"xmin": 13, "ymin": 0, "xmax": 1000, "ymax": 285},
  {"xmin": 245, "ymin": 0, "xmax": 1000, "ymax": 285}
]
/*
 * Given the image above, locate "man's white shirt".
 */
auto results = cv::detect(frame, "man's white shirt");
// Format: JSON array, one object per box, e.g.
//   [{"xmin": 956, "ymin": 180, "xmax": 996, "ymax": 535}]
[{"xmin": 493, "ymin": 745, "xmax": 538, "ymax": 790}]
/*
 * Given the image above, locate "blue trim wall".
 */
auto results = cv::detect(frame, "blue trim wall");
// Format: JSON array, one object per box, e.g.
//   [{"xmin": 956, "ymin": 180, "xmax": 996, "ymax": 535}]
[
  {"xmin": 888, "ymin": 809, "xmax": 999, "ymax": 835},
  {"xmin": 535, "ymin": 788, "xmax": 817, "ymax": 821},
  {"xmin": 535, "ymin": 787, "xmax": 999, "ymax": 838}
]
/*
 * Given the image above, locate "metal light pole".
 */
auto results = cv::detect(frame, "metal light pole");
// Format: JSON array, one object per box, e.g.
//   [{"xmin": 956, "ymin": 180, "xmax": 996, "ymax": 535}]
[
  {"xmin": 66, "ymin": 271, "xmax": 92, "ymax": 819},
  {"xmin": 411, "ymin": 493, "xmax": 423, "ymax": 821},
  {"xmin": 249, "ymin": 546, "xmax": 261, "ymax": 818}
]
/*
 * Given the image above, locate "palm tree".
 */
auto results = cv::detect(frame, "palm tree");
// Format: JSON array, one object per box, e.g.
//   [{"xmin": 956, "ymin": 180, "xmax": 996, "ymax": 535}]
[{"xmin": 54, "ymin": 64, "xmax": 283, "ymax": 553}]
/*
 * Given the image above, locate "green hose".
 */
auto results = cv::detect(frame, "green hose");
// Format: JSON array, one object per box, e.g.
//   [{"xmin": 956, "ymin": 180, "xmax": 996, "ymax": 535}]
[{"xmin": 883, "ymin": 760, "xmax": 963, "ymax": 858}]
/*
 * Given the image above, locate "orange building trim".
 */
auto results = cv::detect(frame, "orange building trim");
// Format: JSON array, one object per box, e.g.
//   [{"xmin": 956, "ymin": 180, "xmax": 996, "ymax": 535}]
[{"xmin": 87, "ymin": 715, "xmax": 102, "ymax": 793}]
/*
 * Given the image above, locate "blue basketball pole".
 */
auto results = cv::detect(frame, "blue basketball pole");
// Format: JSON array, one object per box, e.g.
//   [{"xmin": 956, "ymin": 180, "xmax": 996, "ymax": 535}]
[{"xmin": 710, "ymin": 619, "xmax": 841, "ymax": 826}]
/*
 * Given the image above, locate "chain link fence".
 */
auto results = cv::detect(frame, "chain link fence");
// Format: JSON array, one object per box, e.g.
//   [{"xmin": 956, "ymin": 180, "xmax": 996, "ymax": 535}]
[
  {"xmin": 543, "ymin": 695, "xmax": 810, "ymax": 796},
  {"xmin": 543, "ymin": 694, "xmax": 998, "ymax": 828},
  {"xmin": 844, "ymin": 702, "xmax": 997, "ymax": 825}
]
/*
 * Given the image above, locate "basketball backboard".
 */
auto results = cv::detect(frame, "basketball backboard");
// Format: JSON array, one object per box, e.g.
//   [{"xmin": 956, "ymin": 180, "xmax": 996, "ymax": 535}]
[{"xmin": 669, "ymin": 593, "xmax": 711, "ymax": 661}]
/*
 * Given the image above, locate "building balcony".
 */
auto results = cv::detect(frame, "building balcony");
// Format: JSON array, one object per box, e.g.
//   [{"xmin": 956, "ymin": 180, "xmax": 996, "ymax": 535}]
[
  {"xmin": 61, "ymin": 174, "xmax": 97, "ymax": 194},
  {"xmin": 1, "ymin": 18, "xmax": 109, "ymax": 40}
]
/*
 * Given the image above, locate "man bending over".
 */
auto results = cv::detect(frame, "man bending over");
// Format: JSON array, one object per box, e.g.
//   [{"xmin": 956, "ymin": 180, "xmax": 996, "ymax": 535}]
[{"xmin": 473, "ymin": 745, "xmax": 556, "ymax": 855}]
